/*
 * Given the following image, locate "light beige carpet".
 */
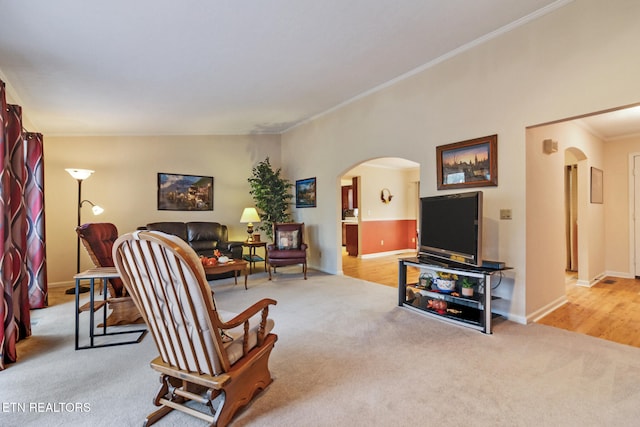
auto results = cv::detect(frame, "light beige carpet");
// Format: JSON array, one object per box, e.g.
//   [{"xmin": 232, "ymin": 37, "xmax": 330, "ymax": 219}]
[{"xmin": 3, "ymin": 268, "xmax": 640, "ymax": 426}]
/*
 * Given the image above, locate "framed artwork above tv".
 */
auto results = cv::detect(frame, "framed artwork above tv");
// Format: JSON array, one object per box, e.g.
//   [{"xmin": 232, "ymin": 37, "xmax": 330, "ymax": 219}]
[{"xmin": 436, "ymin": 134, "xmax": 498, "ymax": 190}]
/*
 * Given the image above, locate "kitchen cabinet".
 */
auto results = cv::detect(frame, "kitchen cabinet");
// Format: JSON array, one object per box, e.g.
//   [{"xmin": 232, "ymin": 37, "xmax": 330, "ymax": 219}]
[{"xmin": 345, "ymin": 223, "xmax": 358, "ymax": 256}]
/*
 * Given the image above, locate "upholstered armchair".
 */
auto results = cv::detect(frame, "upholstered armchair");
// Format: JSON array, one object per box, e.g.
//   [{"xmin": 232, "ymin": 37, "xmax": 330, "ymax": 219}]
[
  {"xmin": 76, "ymin": 223, "xmax": 143, "ymax": 326},
  {"xmin": 112, "ymin": 230, "xmax": 278, "ymax": 427},
  {"xmin": 267, "ymin": 222, "xmax": 308, "ymax": 279}
]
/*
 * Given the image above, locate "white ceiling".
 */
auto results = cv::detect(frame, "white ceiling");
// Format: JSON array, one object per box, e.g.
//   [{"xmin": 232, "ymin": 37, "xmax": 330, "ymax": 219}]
[
  {"xmin": 1, "ymin": 1, "xmax": 638, "ymax": 140},
  {"xmin": 0, "ymin": 0, "xmax": 575, "ymax": 137}
]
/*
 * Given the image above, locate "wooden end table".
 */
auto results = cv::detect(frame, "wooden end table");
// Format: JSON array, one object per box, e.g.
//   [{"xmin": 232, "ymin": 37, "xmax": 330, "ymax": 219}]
[
  {"xmin": 243, "ymin": 241, "xmax": 267, "ymax": 274},
  {"xmin": 203, "ymin": 259, "xmax": 248, "ymax": 289}
]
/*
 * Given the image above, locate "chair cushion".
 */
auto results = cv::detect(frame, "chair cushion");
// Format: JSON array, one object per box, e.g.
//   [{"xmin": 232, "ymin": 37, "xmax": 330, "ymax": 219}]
[
  {"xmin": 269, "ymin": 248, "xmax": 307, "ymax": 259},
  {"xmin": 218, "ymin": 309, "xmax": 275, "ymax": 366},
  {"xmin": 276, "ymin": 229, "xmax": 299, "ymax": 250},
  {"xmin": 186, "ymin": 222, "xmax": 225, "ymax": 243}
]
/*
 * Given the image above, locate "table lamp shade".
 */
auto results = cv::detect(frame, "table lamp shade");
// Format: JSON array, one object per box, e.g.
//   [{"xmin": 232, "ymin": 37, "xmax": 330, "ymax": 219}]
[{"xmin": 240, "ymin": 207, "xmax": 261, "ymax": 224}]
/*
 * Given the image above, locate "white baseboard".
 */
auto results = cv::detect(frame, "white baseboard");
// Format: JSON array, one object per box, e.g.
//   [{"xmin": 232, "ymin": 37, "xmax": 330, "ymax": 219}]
[
  {"xmin": 360, "ymin": 249, "xmax": 416, "ymax": 259},
  {"xmin": 529, "ymin": 295, "xmax": 568, "ymax": 323},
  {"xmin": 49, "ymin": 280, "xmax": 74, "ymax": 288},
  {"xmin": 604, "ymin": 270, "xmax": 635, "ymax": 279}
]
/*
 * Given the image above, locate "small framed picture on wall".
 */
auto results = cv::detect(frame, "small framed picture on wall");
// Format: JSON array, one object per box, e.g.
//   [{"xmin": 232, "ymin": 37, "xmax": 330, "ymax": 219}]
[{"xmin": 296, "ymin": 177, "xmax": 317, "ymax": 208}]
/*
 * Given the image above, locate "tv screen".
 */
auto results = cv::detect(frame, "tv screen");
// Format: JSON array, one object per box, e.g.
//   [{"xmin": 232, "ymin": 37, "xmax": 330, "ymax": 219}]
[{"xmin": 419, "ymin": 191, "xmax": 482, "ymax": 267}]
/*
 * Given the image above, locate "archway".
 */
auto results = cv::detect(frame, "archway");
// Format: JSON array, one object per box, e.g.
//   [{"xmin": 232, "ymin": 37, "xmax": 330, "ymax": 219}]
[
  {"xmin": 337, "ymin": 157, "xmax": 420, "ymax": 284},
  {"xmin": 564, "ymin": 147, "xmax": 588, "ymax": 285}
]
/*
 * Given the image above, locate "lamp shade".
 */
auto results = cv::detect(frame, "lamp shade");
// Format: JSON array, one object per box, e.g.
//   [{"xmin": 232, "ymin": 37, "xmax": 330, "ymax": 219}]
[
  {"xmin": 65, "ymin": 168, "xmax": 94, "ymax": 180},
  {"xmin": 240, "ymin": 207, "xmax": 261, "ymax": 223}
]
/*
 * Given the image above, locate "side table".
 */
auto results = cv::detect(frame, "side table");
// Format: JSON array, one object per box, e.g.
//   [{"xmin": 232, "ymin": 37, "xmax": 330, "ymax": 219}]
[
  {"xmin": 74, "ymin": 267, "xmax": 147, "ymax": 350},
  {"xmin": 243, "ymin": 241, "xmax": 267, "ymax": 274}
]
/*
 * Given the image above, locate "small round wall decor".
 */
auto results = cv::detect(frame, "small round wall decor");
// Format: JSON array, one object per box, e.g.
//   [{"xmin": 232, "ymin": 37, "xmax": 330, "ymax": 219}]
[{"xmin": 380, "ymin": 188, "xmax": 393, "ymax": 204}]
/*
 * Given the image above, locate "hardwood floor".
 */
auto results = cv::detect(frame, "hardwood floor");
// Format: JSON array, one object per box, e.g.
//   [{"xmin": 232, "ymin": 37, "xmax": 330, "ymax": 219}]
[
  {"xmin": 342, "ymin": 250, "xmax": 640, "ymax": 348},
  {"xmin": 341, "ymin": 249, "xmax": 420, "ymax": 288},
  {"xmin": 536, "ymin": 274, "xmax": 640, "ymax": 348}
]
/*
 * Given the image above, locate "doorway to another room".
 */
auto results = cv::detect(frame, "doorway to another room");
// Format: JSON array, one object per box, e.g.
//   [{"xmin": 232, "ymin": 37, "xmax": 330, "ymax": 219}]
[{"xmin": 339, "ymin": 157, "xmax": 420, "ymax": 285}]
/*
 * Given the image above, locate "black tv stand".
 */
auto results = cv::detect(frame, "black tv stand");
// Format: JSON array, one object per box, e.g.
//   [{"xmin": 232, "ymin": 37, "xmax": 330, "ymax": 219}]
[
  {"xmin": 417, "ymin": 255, "xmax": 469, "ymax": 270},
  {"xmin": 399, "ymin": 257, "xmax": 508, "ymax": 334}
]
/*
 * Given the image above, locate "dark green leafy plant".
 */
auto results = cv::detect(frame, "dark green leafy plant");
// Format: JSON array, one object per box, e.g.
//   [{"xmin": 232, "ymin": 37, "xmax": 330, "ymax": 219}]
[
  {"xmin": 248, "ymin": 157, "xmax": 293, "ymax": 240},
  {"xmin": 461, "ymin": 277, "xmax": 474, "ymax": 288}
]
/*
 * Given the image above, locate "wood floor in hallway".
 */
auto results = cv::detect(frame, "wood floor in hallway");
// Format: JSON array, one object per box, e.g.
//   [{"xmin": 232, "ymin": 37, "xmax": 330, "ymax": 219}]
[
  {"xmin": 536, "ymin": 275, "xmax": 640, "ymax": 348},
  {"xmin": 342, "ymin": 251, "xmax": 640, "ymax": 349}
]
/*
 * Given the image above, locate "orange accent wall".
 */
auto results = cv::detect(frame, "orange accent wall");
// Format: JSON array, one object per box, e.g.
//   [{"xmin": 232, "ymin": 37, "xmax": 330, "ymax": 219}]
[{"xmin": 359, "ymin": 219, "xmax": 417, "ymax": 255}]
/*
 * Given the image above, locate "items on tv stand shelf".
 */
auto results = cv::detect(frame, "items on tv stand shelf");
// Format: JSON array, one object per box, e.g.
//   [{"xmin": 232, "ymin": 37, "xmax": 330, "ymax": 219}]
[{"xmin": 398, "ymin": 257, "xmax": 509, "ymax": 334}]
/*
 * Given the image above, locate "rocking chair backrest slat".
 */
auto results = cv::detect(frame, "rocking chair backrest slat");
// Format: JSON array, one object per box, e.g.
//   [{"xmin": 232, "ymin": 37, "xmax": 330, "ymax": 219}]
[{"xmin": 113, "ymin": 231, "xmax": 228, "ymax": 376}]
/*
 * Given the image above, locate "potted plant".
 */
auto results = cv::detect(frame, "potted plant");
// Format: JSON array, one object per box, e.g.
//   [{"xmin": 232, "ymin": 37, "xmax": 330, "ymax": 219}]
[
  {"xmin": 460, "ymin": 277, "xmax": 474, "ymax": 297},
  {"xmin": 247, "ymin": 157, "xmax": 294, "ymax": 240}
]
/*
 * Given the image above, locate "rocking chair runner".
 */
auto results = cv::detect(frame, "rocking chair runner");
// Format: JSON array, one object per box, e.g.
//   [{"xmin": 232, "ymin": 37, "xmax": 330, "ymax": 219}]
[{"xmin": 112, "ymin": 230, "xmax": 278, "ymax": 427}]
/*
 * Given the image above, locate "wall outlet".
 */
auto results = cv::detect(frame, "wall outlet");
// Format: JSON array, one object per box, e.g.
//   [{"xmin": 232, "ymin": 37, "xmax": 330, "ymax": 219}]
[
  {"xmin": 380, "ymin": 240, "xmax": 384, "ymax": 245},
  {"xmin": 500, "ymin": 209, "xmax": 512, "ymax": 220}
]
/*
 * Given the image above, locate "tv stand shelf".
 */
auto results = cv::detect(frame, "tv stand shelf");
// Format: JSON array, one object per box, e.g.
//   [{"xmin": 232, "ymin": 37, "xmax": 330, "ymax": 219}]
[{"xmin": 398, "ymin": 257, "xmax": 506, "ymax": 334}]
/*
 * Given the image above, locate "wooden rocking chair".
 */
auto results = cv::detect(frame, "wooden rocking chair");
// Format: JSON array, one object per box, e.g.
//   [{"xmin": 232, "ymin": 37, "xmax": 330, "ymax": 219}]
[{"xmin": 112, "ymin": 230, "xmax": 278, "ymax": 427}]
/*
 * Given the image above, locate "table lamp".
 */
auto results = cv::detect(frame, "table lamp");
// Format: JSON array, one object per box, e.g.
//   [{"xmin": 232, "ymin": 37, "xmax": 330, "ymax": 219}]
[{"xmin": 240, "ymin": 207, "xmax": 261, "ymax": 242}]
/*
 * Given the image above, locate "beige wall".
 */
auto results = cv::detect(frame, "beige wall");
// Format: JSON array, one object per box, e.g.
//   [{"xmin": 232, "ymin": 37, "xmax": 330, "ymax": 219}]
[
  {"xmin": 281, "ymin": 0, "xmax": 640, "ymax": 323},
  {"xmin": 346, "ymin": 164, "xmax": 419, "ymax": 221},
  {"xmin": 33, "ymin": 0, "xmax": 640, "ymax": 323},
  {"xmin": 604, "ymin": 135, "xmax": 640, "ymax": 276},
  {"xmin": 45, "ymin": 134, "xmax": 280, "ymax": 285},
  {"xmin": 526, "ymin": 121, "xmax": 605, "ymax": 319}
]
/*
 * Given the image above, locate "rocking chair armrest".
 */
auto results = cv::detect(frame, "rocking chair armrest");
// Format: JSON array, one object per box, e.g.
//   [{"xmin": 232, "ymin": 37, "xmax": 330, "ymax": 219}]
[{"xmin": 219, "ymin": 298, "xmax": 277, "ymax": 330}]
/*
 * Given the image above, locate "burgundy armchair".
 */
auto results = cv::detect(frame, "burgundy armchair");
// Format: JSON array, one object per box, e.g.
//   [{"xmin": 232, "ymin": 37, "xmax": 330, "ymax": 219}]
[
  {"xmin": 267, "ymin": 222, "xmax": 308, "ymax": 280},
  {"xmin": 76, "ymin": 223, "xmax": 144, "ymax": 325}
]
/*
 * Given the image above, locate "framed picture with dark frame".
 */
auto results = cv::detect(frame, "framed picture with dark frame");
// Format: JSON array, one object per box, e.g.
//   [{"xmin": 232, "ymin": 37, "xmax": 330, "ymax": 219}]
[
  {"xmin": 436, "ymin": 134, "xmax": 498, "ymax": 190},
  {"xmin": 590, "ymin": 167, "xmax": 603, "ymax": 204},
  {"xmin": 157, "ymin": 172, "xmax": 214, "ymax": 211},
  {"xmin": 296, "ymin": 177, "xmax": 317, "ymax": 208}
]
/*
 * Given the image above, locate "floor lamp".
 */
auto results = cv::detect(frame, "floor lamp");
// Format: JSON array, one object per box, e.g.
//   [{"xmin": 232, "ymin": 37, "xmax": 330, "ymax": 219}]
[{"xmin": 65, "ymin": 168, "xmax": 104, "ymax": 294}]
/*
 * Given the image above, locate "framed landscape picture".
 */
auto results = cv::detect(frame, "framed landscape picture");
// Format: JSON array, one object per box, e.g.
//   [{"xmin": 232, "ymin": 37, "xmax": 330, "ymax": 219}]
[
  {"xmin": 296, "ymin": 177, "xmax": 317, "ymax": 208},
  {"xmin": 436, "ymin": 134, "xmax": 498, "ymax": 190},
  {"xmin": 157, "ymin": 172, "xmax": 214, "ymax": 211}
]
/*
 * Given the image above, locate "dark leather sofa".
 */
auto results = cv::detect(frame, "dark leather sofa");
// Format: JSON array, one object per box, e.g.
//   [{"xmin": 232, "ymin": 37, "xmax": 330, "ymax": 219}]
[{"xmin": 145, "ymin": 221, "xmax": 244, "ymax": 259}]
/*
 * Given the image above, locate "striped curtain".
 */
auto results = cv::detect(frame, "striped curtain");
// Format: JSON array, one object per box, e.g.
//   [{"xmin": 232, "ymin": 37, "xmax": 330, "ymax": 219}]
[
  {"xmin": 25, "ymin": 132, "xmax": 47, "ymax": 309},
  {"xmin": 0, "ymin": 79, "xmax": 45, "ymax": 370}
]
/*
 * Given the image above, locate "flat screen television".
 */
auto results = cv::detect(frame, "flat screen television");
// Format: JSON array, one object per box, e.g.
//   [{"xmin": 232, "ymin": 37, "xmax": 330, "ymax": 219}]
[{"xmin": 418, "ymin": 191, "xmax": 483, "ymax": 267}]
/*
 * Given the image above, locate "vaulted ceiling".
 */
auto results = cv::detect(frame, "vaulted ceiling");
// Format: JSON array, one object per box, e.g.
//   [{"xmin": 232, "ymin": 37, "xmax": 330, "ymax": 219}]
[
  {"xmin": 2, "ymin": 1, "xmax": 638, "ymax": 139},
  {"xmin": 1, "ymin": 0, "xmax": 573, "ymax": 137}
]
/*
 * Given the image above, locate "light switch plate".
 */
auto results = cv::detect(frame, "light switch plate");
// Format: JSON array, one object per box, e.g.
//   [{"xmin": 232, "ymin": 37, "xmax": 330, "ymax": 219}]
[{"xmin": 500, "ymin": 209, "xmax": 512, "ymax": 220}]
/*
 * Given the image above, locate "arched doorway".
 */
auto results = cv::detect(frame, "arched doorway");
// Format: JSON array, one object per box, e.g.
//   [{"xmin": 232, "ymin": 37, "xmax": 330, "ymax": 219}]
[{"xmin": 338, "ymin": 157, "xmax": 420, "ymax": 285}]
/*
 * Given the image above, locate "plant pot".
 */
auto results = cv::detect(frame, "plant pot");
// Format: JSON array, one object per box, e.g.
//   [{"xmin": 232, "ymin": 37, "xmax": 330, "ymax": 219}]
[{"xmin": 461, "ymin": 287, "xmax": 474, "ymax": 297}]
